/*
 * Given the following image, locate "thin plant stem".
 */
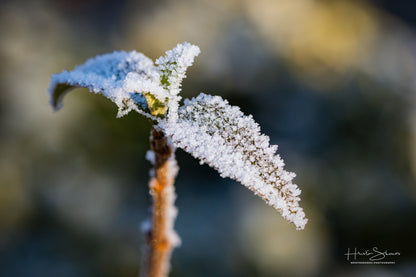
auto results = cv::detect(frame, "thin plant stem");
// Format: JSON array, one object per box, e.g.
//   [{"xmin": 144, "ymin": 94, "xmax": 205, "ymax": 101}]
[{"xmin": 141, "ymin": 128, "xmax": 179, "ymax": 277}]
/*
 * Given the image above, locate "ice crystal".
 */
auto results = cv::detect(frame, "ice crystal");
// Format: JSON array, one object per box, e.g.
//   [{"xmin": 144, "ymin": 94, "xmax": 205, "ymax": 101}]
[
  {"xmin": 162, "ymin": 93, "xmax": 307, "ymax": 230},
  {"xmin": 48, "ymin": 42, "xmax": 307, "ymax": 230}
]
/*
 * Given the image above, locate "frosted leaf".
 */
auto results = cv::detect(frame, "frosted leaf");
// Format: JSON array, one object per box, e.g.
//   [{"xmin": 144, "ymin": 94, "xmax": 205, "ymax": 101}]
[
  {"xmin": 48, "ymin": 43, "xmax": 307, "ymax": 230},
  {"xmin": 156, "ymin": 42, "xmax": 200, "ymax": 123},
  {"xmin": 156, "ymin": 42, "xmax": 200, "ymax": 94},
  {"xmin": 162, "ymin": 93, "xmax": 308, "ymax": 230},
  {"xmin": 48, "ymin": 50, "xmax": 165, "ymax": 118}
]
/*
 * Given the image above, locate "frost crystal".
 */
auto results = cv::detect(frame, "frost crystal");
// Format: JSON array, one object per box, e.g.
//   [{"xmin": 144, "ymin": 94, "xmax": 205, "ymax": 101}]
[{"xmin": 162, "ymin": 93, "xmax": 308, "ymax": 230}]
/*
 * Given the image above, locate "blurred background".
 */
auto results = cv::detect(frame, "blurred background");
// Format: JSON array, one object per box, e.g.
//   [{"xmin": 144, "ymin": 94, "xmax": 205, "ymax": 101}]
[{"xmin": 1, "ymin": 0, "xmax": 416, "ymax": 276}]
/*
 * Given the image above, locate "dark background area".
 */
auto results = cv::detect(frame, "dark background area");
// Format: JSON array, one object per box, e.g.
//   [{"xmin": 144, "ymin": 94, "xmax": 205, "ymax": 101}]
[{"xmin": 1, "ymin": 0, "xmax": 416, "ymax": 276}]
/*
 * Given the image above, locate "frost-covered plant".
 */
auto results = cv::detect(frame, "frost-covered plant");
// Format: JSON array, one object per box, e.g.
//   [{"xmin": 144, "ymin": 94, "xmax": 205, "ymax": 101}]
[{"xmin": 48, "ymin": 42, "xmax": 307, "ymax": 277}]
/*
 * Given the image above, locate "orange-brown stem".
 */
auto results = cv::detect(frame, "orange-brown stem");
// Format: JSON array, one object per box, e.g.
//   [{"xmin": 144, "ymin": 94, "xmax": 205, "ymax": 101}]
[{"xmin": 141, "ymin": 128, "xmax": 179, "ymax": 277}]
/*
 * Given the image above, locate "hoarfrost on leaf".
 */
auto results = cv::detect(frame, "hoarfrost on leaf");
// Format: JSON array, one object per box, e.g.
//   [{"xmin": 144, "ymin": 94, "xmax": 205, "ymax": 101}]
[
  {"xmin": 48, "ymin": 50, "xmax": 165, "ymax": 119},
  {"xmin": 48, "ymin": 42, "xmax": 307, "ymax": 230},
  {"xmin": 156, "ymin": 42, "xmax": 200, "ymax": 123},
  {"xmin": 49, "ymin": 42, "xmax": 200, "ymax": 120},
  {"xmin": 156, "ymin": 42, "xmax": 201, "ymax": 93},
  {"xmin": 161, "ymin": 93, "xmax": 308, "ymax": 230}
]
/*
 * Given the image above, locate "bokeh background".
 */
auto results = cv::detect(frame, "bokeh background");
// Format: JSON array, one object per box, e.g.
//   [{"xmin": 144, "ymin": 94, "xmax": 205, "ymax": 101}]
[{"xmin": 1, "ymin": 0, "xmax": 416, "ymax": 276}]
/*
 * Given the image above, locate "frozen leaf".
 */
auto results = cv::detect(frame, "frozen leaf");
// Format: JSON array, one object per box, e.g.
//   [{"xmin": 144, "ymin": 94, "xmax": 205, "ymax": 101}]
[
  {"xmin": 156, "ymin": 42, "xmax": 200, "ymax": 122},
  {"xmin": 48, "ymin": 43, "xmax": 307, "ymax": 230},
  {"xmin": 48, "ymin": 50, "xmax": 166, "ymax": 118},
  {"xmin": 162, "ymin": 93, "xmax": 307, "ymax": 229},
  {"xmin": 156, "ymin": 42, "xmax": 200, "ymax": 93}
]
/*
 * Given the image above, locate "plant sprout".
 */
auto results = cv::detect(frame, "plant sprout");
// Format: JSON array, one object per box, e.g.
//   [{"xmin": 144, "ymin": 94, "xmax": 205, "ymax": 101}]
[{"xmin": 48, "ymin": 42, "xmax": 307, "ymax": 277}]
